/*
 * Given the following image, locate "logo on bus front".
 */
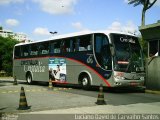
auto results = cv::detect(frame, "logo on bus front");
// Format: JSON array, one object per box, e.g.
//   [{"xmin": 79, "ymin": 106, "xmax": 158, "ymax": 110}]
[{"xmin": 120, "ymin": 37, "xmax": 135, "ymax": 43}]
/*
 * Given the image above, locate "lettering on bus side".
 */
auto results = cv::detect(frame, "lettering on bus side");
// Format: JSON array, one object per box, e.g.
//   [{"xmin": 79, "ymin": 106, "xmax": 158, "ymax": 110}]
[
  {"xmin": 21, "ymin": 60, "xmax": 45, "ymax": 73},
  {"xmin": 21, "ymin": 60, "xmax": 38, "ymax": 65}
]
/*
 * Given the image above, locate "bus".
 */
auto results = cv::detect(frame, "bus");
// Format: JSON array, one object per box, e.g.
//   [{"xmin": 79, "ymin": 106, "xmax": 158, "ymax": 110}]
[{"xmin": 13, "ymin": 30, "xmax": 145, "ymax": 89}]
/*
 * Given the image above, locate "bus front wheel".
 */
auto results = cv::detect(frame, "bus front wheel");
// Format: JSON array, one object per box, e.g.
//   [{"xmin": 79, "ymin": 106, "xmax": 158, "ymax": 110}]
[
  {"xmin": 80, "ymin": 74, "xmax": 91, "ymax": 90},
  {"xmin": 26, "ymin": 73, "xmax": 32, "ymax": 84}
]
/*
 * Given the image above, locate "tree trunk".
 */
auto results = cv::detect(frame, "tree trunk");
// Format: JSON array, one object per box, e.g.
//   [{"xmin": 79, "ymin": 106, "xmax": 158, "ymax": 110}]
[{"xmin": 141, "ymin": 8, "xmax": 146, "ymax": 26}]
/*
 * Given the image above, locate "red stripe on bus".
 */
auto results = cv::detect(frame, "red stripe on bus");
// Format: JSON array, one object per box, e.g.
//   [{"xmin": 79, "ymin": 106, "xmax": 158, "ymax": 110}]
[{"xmin": 64, "ymin": 57, "xmax": 111, "ymax": 87}]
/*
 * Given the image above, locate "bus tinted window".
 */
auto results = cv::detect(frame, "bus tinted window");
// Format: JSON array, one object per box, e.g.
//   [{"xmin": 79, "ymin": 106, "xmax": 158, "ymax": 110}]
[
  {"xmin": 78, "ymin": 35, "xmax": 92, "ymax": 52},
  {"xmin": 21, "ymin": 45, "xmax": 30, "ymax": 57},
  {"xmin": 50, "ymin": 40, "xmax": 61, "ymax": 54},
  {"xmin": 14, "ymin": 46, "xmax": 21, "ymax": 58},
  {"xmin": 64, "ymin": 39, "xmax": 71, "ymax": 52},
  {"xmin": 39, "ymin": 42, "xmax": 49, "ymax": 55},
  {"xmin": 73, "ymin": 38, "xmax": 78, "ymax": 52},
  {"xmin": 30, "ymin": 44, "xmax": 38, "ymax": 56},
  {"xmin": 94, "ymin": 34, "xmax": 111, "ymax": 70},
  {"xmin": 62, "ymin": 38, "xmax": 77, "ymax": 53}
]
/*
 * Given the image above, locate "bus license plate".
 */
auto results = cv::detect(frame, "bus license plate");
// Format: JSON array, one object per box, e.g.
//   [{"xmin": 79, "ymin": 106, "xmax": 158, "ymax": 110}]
[{"xmin": 130, "ymin": 82, "xmax": 138, "ymax": 86}]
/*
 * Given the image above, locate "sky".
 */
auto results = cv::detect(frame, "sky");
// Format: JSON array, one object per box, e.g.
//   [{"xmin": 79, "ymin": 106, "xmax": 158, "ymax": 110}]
[{"xmin": 0, "ymin": 0, "xmax": 160, "ymax": 41}]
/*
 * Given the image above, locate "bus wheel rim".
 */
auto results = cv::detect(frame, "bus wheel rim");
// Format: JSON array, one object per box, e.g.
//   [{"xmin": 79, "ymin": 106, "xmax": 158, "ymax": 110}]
[
  {"xmin": 82, "ymin": 78, "xmax": 88, "ymax": 86},
  {"xmin": 27, "ymin": 76, "xmax": 31, "ymax": 83}
]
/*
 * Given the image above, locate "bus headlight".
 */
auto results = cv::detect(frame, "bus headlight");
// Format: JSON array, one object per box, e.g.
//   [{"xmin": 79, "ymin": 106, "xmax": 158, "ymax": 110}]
[
  {"xmin": 140, "ymin": 77, "xmax": 144, "ymax": 80},
  {"xmin": 114, "ymin": 72, "xmax": 125, "ymax": 80},
  {"xmin": 114, "ymin": 75, "xmax": 125, "ymax": 80}
]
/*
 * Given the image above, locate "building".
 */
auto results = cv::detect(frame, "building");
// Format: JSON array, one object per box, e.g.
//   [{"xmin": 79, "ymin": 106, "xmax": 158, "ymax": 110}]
[
  {"xmin": 0, "ymin": 26, "xmax": 28, "ymax": 42},
  {"xmin": 139, "ymin": 20, "xmax": 160, "ymax": 90}
]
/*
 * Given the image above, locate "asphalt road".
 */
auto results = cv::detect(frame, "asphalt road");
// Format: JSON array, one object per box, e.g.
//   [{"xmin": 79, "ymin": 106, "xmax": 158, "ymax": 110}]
[{"xmin": 0, "ymin": 78, "xmax": 160, "ymax": 114}]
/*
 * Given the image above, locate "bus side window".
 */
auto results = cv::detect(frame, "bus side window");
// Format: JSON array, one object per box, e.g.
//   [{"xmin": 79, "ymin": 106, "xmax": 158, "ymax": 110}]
[
  {"xmin": 55, "ymin": 41, "xmax": 61, "ymax": 53},
  {"xmin": 14, "ymin": 46, "xmax": 21, "ymax": 58},
  {"xmin": 70, "ymin": 38, "xmax": 77, "ymax": 52},
  {"xmin": 50, "ymin": 41, "xmax": 61, "ymax": 54},
  {"xmin": 75, "ymin": 38, "xmax": 79, "ymax": 52},
  {"xmin": 39, "ymin": 42, "xmax": 49, "ymax": 55},
  {"xmin": 64, "ymin": 39, "xmax": 71, "ymax": 52},
  {"xmin": 50, "ymin": 42, "xmax": 55, "ymax": 54},
  {"xmin": 30, "ymin": 44, "xmax": 38, "ymax": 56},
  {"xmin": 61, "ymin": 40, "xmax": 66, "ymax": 53},
  {"xmin": 78, "ymin": 35, "xmax": 92, "ymax": 52},
  {"xmin": 21, "ymin": 45, "xmax": 30, "ymax": 57},
  {"xmin": 149, "ymin": 40, "xmax": 159, "ymax": 57}
]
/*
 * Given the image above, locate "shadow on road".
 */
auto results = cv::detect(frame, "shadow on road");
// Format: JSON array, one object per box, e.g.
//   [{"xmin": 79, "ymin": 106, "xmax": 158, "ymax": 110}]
[{"xmin": 15, "ymin": 80, "xmax": 146, "ymax": 94}]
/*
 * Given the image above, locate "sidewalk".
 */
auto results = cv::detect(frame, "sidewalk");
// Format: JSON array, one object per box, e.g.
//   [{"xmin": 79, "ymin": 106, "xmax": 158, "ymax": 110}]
[{"xmin": 28, "ymin": 102, "xmax": 160, "ymax": 114}]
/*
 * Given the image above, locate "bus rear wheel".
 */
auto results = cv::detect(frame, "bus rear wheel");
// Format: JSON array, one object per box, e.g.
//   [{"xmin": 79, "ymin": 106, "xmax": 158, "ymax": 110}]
[
  {"xmin": 80, "ymin": 74, "xmax": 91, "ymax": 90},
  {"xmin": 26, "ymin": 73, "xmax": 32, "ymax": 84}
]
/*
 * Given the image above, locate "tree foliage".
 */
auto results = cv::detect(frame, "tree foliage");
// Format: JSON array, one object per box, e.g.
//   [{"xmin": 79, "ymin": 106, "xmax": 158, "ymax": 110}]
[
  {"xmin": 0, "ymin": 36, "xmax": 19, "ymax": 76},
  {"xmin": 139, "ymin": 36, "xmax": 148, "ymax": 57},
  {"xmin": 128, "ymin": 0, "xmax": 157, "ymax": 26}
]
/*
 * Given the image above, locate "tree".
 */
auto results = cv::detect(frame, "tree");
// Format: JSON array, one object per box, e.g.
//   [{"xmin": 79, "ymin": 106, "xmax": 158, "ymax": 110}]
[
  {"xmin": 0, "ymin": 26, "xmax": 3, "ymax": 30},
  {"xmin": 0, "ymin": 36, "xmax": 19, "ymax": 76},
  {"xmin": 128, "ymin": 0, "xmax": 157, "ymax": 26},
  {"xmin": 138, "ymin": 36, "xmax": 148, "ymax": 57}
]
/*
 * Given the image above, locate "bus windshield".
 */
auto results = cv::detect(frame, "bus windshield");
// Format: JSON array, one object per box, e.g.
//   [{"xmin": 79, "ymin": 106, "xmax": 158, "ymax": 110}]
[{"xmin": 111, "ymin": 33, "xmax": 144, "ymax": 73}]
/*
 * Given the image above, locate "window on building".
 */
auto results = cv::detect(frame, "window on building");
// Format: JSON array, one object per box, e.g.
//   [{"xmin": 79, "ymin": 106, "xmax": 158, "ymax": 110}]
[{"xmin": 149, "ymin": 40, "xmax": 159, "ymax": 57}]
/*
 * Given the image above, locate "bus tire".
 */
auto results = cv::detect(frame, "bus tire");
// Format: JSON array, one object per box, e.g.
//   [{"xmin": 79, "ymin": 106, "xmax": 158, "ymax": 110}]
[
  {"xmin": 26, "ymin": 72, "xmax": 33, "ymax": 84},
  {"xmin": 79, "ymin": 74, "xmax": 91, "ymax": 90}
]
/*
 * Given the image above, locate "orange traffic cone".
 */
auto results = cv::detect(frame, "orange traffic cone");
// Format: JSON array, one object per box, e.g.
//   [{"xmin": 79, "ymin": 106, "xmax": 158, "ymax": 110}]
[
  {"xmin": 18, "ymin": 87, "xmax": 30, "ymax": 110},
  {"xmin": 95, "ymin": 84, "xmax": 106, "ymax": 105},
  {"xmin": 13, "ymin": 76, "xmax": 18, "ymax": 85},
  {"xmin": 48, "ymin": 80, "xmax": 53, "ymax": 90}
]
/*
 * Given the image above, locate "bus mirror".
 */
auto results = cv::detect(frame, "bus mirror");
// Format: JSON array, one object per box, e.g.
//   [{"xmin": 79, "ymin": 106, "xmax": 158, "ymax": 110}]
[{"xmin": 110, "ymin": 45, "xmax": 115, "ymax": 56}]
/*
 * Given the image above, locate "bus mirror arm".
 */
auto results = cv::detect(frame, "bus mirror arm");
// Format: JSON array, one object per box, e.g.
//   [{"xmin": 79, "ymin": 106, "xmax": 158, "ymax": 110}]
[{"xmin": 110, "ymin": 44, "xmax": 115, "ymax": 56}]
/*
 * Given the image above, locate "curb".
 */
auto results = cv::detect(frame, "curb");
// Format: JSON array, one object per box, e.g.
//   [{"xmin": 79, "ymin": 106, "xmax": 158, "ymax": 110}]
[
  {"xmin": 145, "ymin": 90, "xmax": 160, "ymax": 94},
  {"xmin": 0, "ymin": 77, "xmax": 13, "ymax": 80}
]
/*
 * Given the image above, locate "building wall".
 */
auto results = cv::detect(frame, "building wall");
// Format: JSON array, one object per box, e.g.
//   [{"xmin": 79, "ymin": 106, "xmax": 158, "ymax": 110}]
[
  {"xmin": 139, "ymin": 22, "xmax": 160, "ymax": 90},
  {"xmin": 146, "ymin": 57, "xmax": 160, "ymax": 90}
]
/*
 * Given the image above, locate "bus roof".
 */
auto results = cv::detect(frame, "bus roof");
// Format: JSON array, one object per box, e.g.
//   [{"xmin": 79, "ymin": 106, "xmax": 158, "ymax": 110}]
[{"xmin": 15, "ymin": 30, "xmax": 136, "ymax": 46}]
